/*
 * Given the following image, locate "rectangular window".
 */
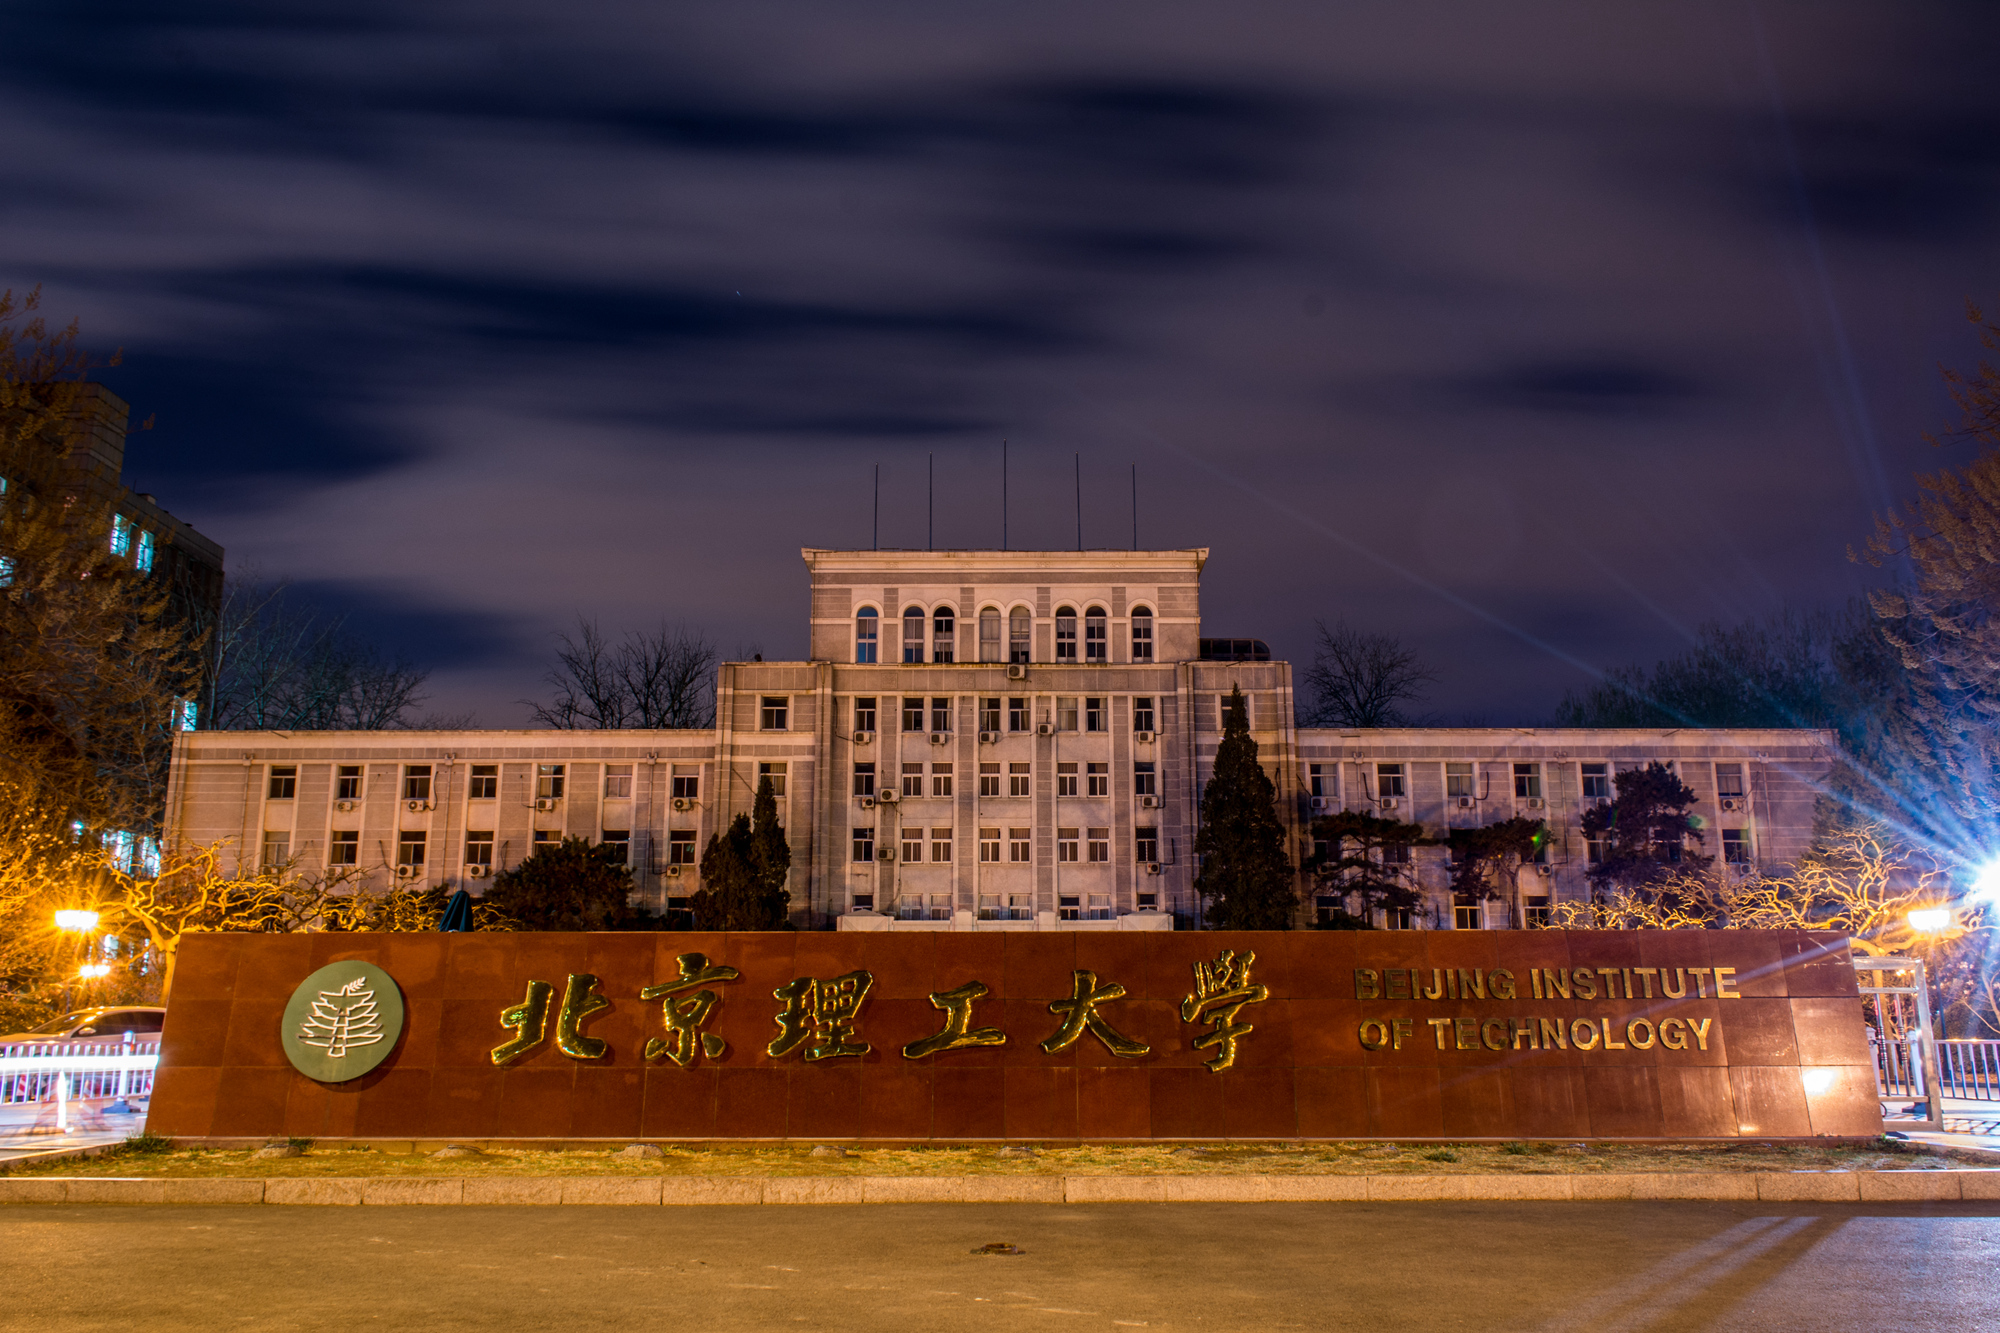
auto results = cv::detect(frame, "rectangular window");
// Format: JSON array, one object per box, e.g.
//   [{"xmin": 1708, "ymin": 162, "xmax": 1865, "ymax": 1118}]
[
  {"xmin": 1086, "ymin": 762, "xmax": 1108, "ymax": 797},
  {"xmin": 534, "ymin": 764, "xmax": 562, "ymax": 800},
  {"xmin": 979, "ymin": 762, "xmax": 1000, "ymax": 797},
  {"xmin": 902, "ymin": 830, "xmax": 924, "ymax": 863},
  {"xmin": 600, "ymin": 830, "xmax": 629, "ymax": 865},
  {"xmin": 1225, "ymin": 694, "xmax": 1252, "ymax": 729},
  {"xmin": 980, "ymin": 613, "xmax": 1001, "ymax": 662},
  {"xmin": 1382, "ymin": 842, "xmax": 1410, "ymax": 865},
  {"xmin": 337, "ymin": 764, "xmax": 364, "ymax": 800},
  {"xmin": 979, "ymin": 698, "xmax": 1001, "ymax": 733},
  {"xmin": 1057, "ymin": 697, "xmax": 1079, "ymax": 731},
  {"xmin": 1085, "ymin": 612, "xmax": 1107, "ymax": 662},
  {"xmin": 671, "ymin": 767, "xmax": 699, "ymax": 800},
  {"xmin": 1010, "ymin": 612, "xmax": 1031, "ymax": 664},
  {"xmin": 1132, "ymin": 615, "xmax": 1153, "ymax": 663},
  {"xmin": 535, "ymin": 830, "xmax": 557, "ymax": 848},
  {"xmin": 931, "ymin": 828, "xmax": 953, "ymax": 863},
  {"xmin": 933, "ymin": 611, "xmax": 955, "ymax": 664},
  {"xmin": 397, "ymin": 831, "xmax": 426, "ymax": 867},
  {"xmin": 903, "ymin": 697, "xmax": 925, "ymax": 732},
  {"xmin": 1454, "ymin": 903, "xmax": 1483, "ymax": 931},
  {"xmin": 1087, "ymin": 827, "xmax": 1109, "ymax": 862},
  {"xmin": 404, "ymin": 765, "xmax": 432, "ymax": 800},
  {"xmin": 1057, "ymin": 828, "xmax": 1079, "ymax": 862},
  {"xmin": 1055, "ymin": 609, "xmax": 1076, "ymax": 660},
  {"xmin": 1085, "ymin": 697, "xmax": 1104, "ymax": 732},
  {"xmin": 931, "ymin": 697, "xmax": 951, "ymax": 732},
  {"xmin": 978, "ymin": 827, "xmax": 1001, "ymax": 861},
  {"xmin": 1377, "ymin": 764, "xmax": 1404, "ymax": 799},
  {"xmin": 329, "ymin": 829, "xmax": 359, "ymax": 866},
  {"xmin": 903, "ymin": 762, "xmax": 925, "ymax": 798},
  {"xmin": 854, "ymin": 697, "xmax": 877, "ymax": 733},
  {"xmin": 1587, "ymin": 833, "xmax": 1607, "ymax": 866},
  {"xmin": 1009, "ymin": 828, "xmax": 1032, "ymax": 862},
  {"xmin": 853, "ymin": 828, "xmax": 875, "ymax": 862},
  {"xmin": 1134, "ymin": 762, "xmax": 1156, "ymax": 796},
  {"xmin": 1723, "ymin": 829, "xmax": 1749, "ymax": 863},
  {"xmin": 267, "ymin": 766, "xmax": 296, "ymax": 800},
  {"xmin": 1056, "ymin": 763, "xmax": 1079, "ymax": 797},
  {"xmin": 758, "ymin": 761, "xmax": 787, "ymax": 797},
  {"xmin": 1009, "ymin": 697, "xmax": 1029, "ymax": 732},
  {"xmin": 932, "ymin": 763, "xmax": 953, "ymax": 798},
  {"xmin": 1716, "ymin": 763, "xmax": 1745, "ymax": 798},
  {"xmin": 1086, "ymin": 893, "xmax": 1111, "ymax": 921},
  {"xmin": 465, "ymin": 831, "xmax": 493, "ymax": 866},
  {"xmin": 669, "ymin": 830, "xmax": 696, "ymax": 865},
  {"xmin": 467, "ymin": 765, "xmax": 496, "ymax": 800},
  {"xmin": 1136, "ymin": 827, "xmax": 1158, "ymax": 863},
  {"xmin": 1581, "ymin": 762, "xmax": 1612, "ymax": 800},
  {"xmin": 904, "ymin": 613, "xmax": 925, "ymax": 664},
  {"xmin": 853, "ymin": 892, "xmax": 875, "ymax": 912},
  {"xmin": 761, "ymin": 697, "xmax": 788, "ymax": 731},
  {"xmin": 134, "ymin": 528, "xmax": 155, "ymax": 573},
  {"xmin": 854, "ymin": 763, "xmax": 877, "ymax": 797},
  {"xmin": 1059, "ymin": 893, "xmax": 1080, "ymax": 922},
  {"xmin": 261, "ymin": 831, "xmax": 291, "ymax": 868},
  {"xmin": 1308, "ymin": 764, "xmax": 1325, "ymax": 799},
  {"xmin": 604, "ymin": 764, "xmax": 632, "ymax": 799},
  {"xmin": 1010, "ymin": 762, "xmax": 1031, "ymax": 797},
  {"xmin": 1525, "ymin": 895, "xmax": 1551, "ymax": 928},
  {"xmin": 1447, "ymin": 762, "xmax": 1474, "ymax": 800},
  {"xmin": 1133, "ymin": 697, "xmax": 1155, "ymax": 732},
  {"xmin": 109, "ymin": 513, "xmax": 131, "ymax": 557},
  {"xmin": 1513, "ymin": 763, "xmax": 1542, "ymax": 799}
]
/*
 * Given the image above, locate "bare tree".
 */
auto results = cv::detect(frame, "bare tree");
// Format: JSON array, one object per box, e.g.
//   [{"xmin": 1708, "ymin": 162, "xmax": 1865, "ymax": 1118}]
[
  {"xmin": 205, "ymin": 576, "xmax": 432, "ymax": 730},
  {"xmin": 1301, "ymin": 620, "xmax": 1439, "ymax": 728},
  {"xmin": 529, "ymin": 617, "xmax": 716, "ymax": 730}
]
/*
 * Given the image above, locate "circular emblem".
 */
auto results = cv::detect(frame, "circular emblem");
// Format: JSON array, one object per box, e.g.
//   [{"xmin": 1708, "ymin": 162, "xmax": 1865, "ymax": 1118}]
[{"xmin": 280, "ymin": 961, "xmax": 405, "ymax": 1082}]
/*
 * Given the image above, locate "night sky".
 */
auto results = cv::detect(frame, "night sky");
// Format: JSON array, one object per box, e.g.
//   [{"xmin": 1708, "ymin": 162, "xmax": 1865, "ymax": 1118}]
[{"xmin": 8, "ymin": 2, "xmax": 1997, "ymax": 726}]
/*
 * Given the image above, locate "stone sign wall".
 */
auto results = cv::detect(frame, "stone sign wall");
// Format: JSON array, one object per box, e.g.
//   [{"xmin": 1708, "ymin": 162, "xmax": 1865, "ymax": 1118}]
[{"xmin": 147, "ymin": 928, "xmax": 1882, "ymax": 1141}]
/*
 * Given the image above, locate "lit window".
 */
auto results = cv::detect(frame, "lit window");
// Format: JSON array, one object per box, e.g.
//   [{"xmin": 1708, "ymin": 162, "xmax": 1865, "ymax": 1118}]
[
  {"xmin": 903, "ymin": 607, "xmax": 926, "ymax": 663},
  {"xmin": 1131, "ymin": 607, "xmax": 1153, "ymax": 662},
  {"xmin": 604, "ymin": 764, "xmax": 632, "ymax": 799},
  {"xmin": 1084, "ymin": 607, "xmax": 1107, "ymax": 662},
  {"xmin": 760, "ymin": 697, "xmax": 788, "ymax": 731},
  {"xmin": 1009, "ymin": 608, "xmax": 1031, "ymax": 664},
  {"xmin": 932, "ymin": 607, "xmax": 955, "ymax": 664},
  {"xmin": 134, "ymin": 529, "xmax": 155, "ymax": 573},
  {"xmin": 1055, "ymin": 606, "xmax": 1077, "ymax": 661},
  {"xmin": 109, "ymin": 514, "xmax": 131, "ymax": 557},
  {"xmin": 173, "ymin": 699, "xmax": 197, "ymax": 732},
  {"xmin": 855, "ymin": 608, "xmax": 878, "ymax": 663},
  {"xmin": 979, "ymin": 609, "xmax": 1001, "ymax": 662},
  {"xmin": 267, "ymin": 766, "xmax": 296, "ymax": 800}
]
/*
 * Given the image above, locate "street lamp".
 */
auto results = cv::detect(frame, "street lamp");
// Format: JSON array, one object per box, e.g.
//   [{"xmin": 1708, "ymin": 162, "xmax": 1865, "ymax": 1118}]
[
  {"xmin": 53, "ymin": 910, "xmax": 99, "ymax": 933},
  {"xmin": 76, "ymin": 963, "xmax": 111, "ymax": 980},
  {"xmin": 1908, "ymin": 907, "xmax": 1952, "ymax": 933}
]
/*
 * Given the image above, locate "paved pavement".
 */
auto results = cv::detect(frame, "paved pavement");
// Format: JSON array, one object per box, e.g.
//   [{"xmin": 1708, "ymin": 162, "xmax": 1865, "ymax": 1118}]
[{"xmin": 5, "ymin": 1200, "xmax": 1998, "ymax": 1331}]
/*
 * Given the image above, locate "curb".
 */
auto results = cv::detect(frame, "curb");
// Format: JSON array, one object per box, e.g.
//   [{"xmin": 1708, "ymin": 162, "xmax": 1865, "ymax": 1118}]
[{"xmin": 2, "ymin": 1170, "xmax": 1997, "ymax": 1206}]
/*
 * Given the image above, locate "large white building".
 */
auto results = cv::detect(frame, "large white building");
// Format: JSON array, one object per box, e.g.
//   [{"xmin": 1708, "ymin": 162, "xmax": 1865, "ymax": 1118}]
[{"xmin": 164, "ymin": 547, "xmax": 1834, "ymax": 931}]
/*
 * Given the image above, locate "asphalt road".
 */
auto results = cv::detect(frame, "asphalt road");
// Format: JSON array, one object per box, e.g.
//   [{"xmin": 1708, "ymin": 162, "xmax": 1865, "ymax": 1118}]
[{"xmin": 5, "ymin": 1201, "xmax": 1996, "ymax": 1331}]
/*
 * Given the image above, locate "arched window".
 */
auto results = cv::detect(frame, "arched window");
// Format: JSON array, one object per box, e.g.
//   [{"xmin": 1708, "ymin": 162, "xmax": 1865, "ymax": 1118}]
[
  {"xmin": 1009, "ymin": 607, "xmax": 1031, "ymax": 664},
  {"xmin": 1054, "ymin": 606, "xmax": 1077, "ymax": 661},
  {"xmin": 1084, "ymin": 606, "xmax": 1107, "ymax": 662},
  {"xmin": 979, "ymin": 608, "xmax": 1001, "ymax": 662},
  {"xmin": 1130, "ymin": 606, "xmax": 1153, "ymax": 663},
  {"xmin": 855, "ymin": 607, "xmax": 878, "ymax": 663},
  {"xmin": 903, "ymin": 607, "xmax": 926, "ymax": 663},
  {"xmin": 932, "ymin": 606, "xmax": 955, "ymax": 664}
]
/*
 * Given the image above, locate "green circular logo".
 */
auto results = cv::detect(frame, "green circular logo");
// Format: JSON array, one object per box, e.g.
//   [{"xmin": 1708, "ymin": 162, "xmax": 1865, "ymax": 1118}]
[{"xmin": 281, "ymin": 961, "xmax": 405, "ymax": 1082}]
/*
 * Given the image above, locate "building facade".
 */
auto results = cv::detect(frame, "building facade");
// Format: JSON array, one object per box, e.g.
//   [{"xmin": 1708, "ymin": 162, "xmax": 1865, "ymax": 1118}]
[{"xmin": 164, "ymin": 546, "xmax": 1834, "ymax": 930}]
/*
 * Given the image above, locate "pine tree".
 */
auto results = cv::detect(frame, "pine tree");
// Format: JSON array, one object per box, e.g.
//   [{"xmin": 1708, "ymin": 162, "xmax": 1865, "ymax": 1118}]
[
  {"xmin": 749, "ymin": 775, "xmax": 793, "ymax": 926},
  {"xmin": 1195, "ymin": 686, "xmax": 1296, "ymax": 929},
  {"xmin": 1446, "ymin": 817, "xmax": 1547, "ymax": 928},
  {"xmin": 1306, "ymin": 810, "xmax": 1426, "ymax": 928},
  {"xmin": 483, "ymin": 835, "xmax": 637, "ymax": 930},
  {"xmin": 692, "ymin": 776, "xmax": 793, "ymax": 929},
  {"xmin": 1580, "ymin": 763, "xmax": 1710, "ymax": 900}
]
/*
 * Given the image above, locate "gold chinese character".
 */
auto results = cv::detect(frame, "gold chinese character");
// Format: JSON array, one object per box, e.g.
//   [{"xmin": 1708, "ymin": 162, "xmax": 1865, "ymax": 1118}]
[
  {"xmin": 491, "ymin": 979, "xmax": 555, "ymax": 1066},
  {"xmin": 555, "ymin": 972, "xmax": 612, "ymax": 1060},
  {"xmin": 1180, "ymin": 950, "xmax": 1269, "ymax": 1072},
  {"xmin": 768, "ymin": 970, "xmax": 874, "ymax": 1061},
  {"xmin": 902, "ymin": 980, "xmax": 1007, "ymax": 1059},
  {"xmin": 1041, "ymin": 969, "xmax": 1150, "ymax": 1058},
  {"xmin": 642, "ymin": 952, "xmax": 742, "ymax": 1066}
]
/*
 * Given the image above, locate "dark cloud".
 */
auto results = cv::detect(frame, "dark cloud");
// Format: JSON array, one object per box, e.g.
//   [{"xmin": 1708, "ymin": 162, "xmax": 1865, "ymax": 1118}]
[{"xmin": 1448, "ymin": 360, "xmax": 1705, "ymax": 418}]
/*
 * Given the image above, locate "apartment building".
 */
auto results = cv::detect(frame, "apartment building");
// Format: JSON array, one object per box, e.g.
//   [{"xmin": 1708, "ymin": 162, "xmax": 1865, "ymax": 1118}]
[{"xmin": 163, "ymin": 545, "xmax": 1834, "ymax": 930}]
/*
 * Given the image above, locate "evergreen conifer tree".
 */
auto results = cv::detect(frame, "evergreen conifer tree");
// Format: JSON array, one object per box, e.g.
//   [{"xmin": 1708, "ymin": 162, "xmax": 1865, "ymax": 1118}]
[
  {"xmin": 1580, "ymin": 762, "xmax": 1710, "ymax": 900},
  {"xmin": 692, "ymin": 776, "xmax": 793, "ymax": 929},
  {"xmin": 483, "ymin": 835, "xmax": 637, "ymax": 930},
  {"xmin": 1195, "ymin": 686, "xmax": 1296, "ymax": 928}
]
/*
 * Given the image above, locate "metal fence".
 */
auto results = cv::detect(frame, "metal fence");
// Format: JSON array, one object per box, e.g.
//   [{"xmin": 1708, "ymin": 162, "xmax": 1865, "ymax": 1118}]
[
  {"xmin": 1855, "ymin": 955, "xmax": 1944, "ymax": 1130},
  {"xmin": 1937, "ymin": 1040, "xmax": 2000, "ymax": 1104},
  {"xmin": 0, "ymin": 1039, "xmax": 159, "ymax": 1107}
]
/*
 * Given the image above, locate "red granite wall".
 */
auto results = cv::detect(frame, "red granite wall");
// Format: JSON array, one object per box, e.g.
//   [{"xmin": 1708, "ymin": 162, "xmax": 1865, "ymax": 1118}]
[{"xmin": 147, "ymin": 928, "xmax": 1881, "ymax": 1141}]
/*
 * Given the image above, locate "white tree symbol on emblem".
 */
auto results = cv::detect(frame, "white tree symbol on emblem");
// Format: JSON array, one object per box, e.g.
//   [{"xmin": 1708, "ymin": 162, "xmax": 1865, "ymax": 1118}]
[{"xmin": 298, "ymin": 976, "xmax": 387, "ymax": 1059}]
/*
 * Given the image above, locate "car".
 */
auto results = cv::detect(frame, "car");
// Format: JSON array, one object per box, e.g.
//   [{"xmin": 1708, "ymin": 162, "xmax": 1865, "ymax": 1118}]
[{"xmin": 0, "ymin": 1006, "xmax": 166, "ymax": 1045}]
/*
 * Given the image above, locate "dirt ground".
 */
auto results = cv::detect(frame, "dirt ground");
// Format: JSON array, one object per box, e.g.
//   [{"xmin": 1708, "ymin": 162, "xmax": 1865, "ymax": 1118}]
[{"xmin": 7, "ymin": 1135, "xmax": 1989, "ymax": 1179}]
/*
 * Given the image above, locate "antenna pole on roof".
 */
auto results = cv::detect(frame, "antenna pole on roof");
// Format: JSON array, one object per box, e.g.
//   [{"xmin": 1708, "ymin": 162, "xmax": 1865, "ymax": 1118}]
[
  {"xmin": 1074, "ymin": 452, "xmax": 1082, "ymax": 551},
  {"xmin": 873, "ymin": 463, "xmax": 879, "ymax": 551},
  {"xmin": 928, "ymin": 452, "xmax": 933, "ymax": 552},
  {"xmin": 1002, "ymin": 440, "xmax": 1008, "ymax": 551},
  {"xmin": 1131, "ymin": 462, "xmax": 1138, "ymax": 550}
]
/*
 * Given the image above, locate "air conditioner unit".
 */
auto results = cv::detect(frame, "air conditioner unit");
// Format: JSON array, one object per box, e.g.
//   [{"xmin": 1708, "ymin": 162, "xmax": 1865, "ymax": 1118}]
[
  {"xmin": 979, "ymin": 731, "xmax": 999, "ymax": 744},
  {"xmin": 1134, "ymin": 730, "xmax": 1155, "ymax": 744},
  {"xmin": 877, "ymin": 789, "xmax": 898, "ymax": 804},
  {"xmin": 666, "ymin": 864, "xmax": 682, "ymax": 877},
  {"xmin": 395, "ymin": 864, "xmax": 419, "ymax": 879},
  {"xmin": 1144, "ymin": 862, "xmax": 1161, "ymax": 875},
  {"xmin": 1310, "ymin": 796, "xmax": 1329, "ymax": 812},
  {"xmin": 1141, "ymin": 794, "xmax": 1160, "ymax": 809},
  {"xmin": 671, "ymin": 797, "xmax": 692, "ymax": 812},
  {"xmin": 465, "ymin": 864, "xmax": 489, "ymax": 879},
  {"xmin": 334, "ymin": 800, "xmax": 355, "ymax": 813},
  {"xmin": 880, "ymin": 847, "xmax": 895, "ymax": 862},
  {"xmin": 535, "ymin": 798, "xmax": 557, "ymax": 811},
  {"xmin": 1524, "ymin": 798, "xmax": 1544, "ymax": 810},
  {"xmin": 406, "ymin": 799, "xmax": 433, "ymax": 813},
  {"xmin": 1720, "ymin": 798, "xmax": 1743, "ymax": 812},
  {"xmin": 1536, "ymin": 864, "xmax": 1553, "ymax": 877},
  {"xmin": 930, "ymin": 732, "xmax": 949, "ymax": 745},
  {"xmin": 853, "ymin": 730, "xmax": 874, "ymax": 745},
  {"xmin": 1036, "ymin": 723, "xmax": 1053, "ymax": 736},
  {"xmin": 1378, "ymin": 797, "xmax": 1399, "ymax": 811},
  {"xmin": 859, "ymin": 796, "xmax": 876, "ymax": 810},
  {"xmin": 1456, "ymin": 796, "xmax": 1474, "ymax": 809},
  {"xmin": 1007, "ymin": 664, "xmax": 1027, "ymax": 680}
]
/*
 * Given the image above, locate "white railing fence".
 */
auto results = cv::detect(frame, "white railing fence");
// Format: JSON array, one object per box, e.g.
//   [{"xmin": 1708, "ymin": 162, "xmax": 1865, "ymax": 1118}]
[
  {"xmin": 1937, "ymin": 1039, "xmax": 2000, "ymax": 1104},
  {"xmin": 0, "ymin": 1039, "xmax": 159, "ymax": 1133}
]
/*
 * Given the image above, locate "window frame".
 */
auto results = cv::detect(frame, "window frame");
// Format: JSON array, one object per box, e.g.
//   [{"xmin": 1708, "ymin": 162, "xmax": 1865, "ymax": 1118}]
[
  {"xmin": 902, "ymin": 607, "xmax": 926, "ymax": 663},
  {"xmin": 854, "ymin": 697, "xmax": 877, "ymax": 733},
  {"xmin": 1130, "ymin": 606, "xmax": 1154, "ymax": 662},
  {"xmin": 1133, "ymin": 697, "xmax": 1155, "ymax": 732},
  {"xmin": 760, "ymin": 696, "xmax": 789, "ymax": 731},
  {"xmin": 464, "ymin": 831, "xmax": 494, "ymax": 867},
  {"xmin": 404, "ymin": 764, "xmax": 433, "ymax": 801},
  {"xmin": 329, "ymin": 829, "xmax": 359, "ymax": 867},
  {"xmin": 267, "ymin": 766, "xmax": 296, "ymax": 800},
  {"xmin": 855, "ymin": 606, "xmax": 879, "ymax": 663},
  {"xmin": 979, "ymin": 608, "xmax": 1002, "ymax": 662},
  {"xmin": 932, "ymin": 607, "xmax": 955, "ymax": 664},
  {"xmin": 467, "ymin": 765, "xmax": 497, "ymax": 800},
  {"xmin": 1008, "ymin": 607, "xmax": 1031, "ymax": 664},
  {"xmin": 1084, "ymin": 606, "xmax": 1107, "ymax": 662},
  {"xmin": 1054, "ymin": 606, "xmax": 1077, "ymax": 661}
]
